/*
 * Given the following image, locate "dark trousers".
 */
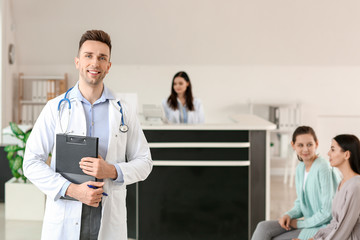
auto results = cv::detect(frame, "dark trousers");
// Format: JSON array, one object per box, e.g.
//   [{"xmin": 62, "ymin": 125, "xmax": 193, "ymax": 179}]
[{"xmin": 80, "ymin": 203, "xmax": 102, "ymax": 240}]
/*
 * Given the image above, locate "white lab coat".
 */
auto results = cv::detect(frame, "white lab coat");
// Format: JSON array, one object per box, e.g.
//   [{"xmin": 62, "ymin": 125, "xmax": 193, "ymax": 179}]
[
  {"xmin": 161, "ymin": 98, "xmax": 205, "ymax": 124},
  {"xmin": 23, "ymin": 90, "xmax": 153, "ymax": 240}
]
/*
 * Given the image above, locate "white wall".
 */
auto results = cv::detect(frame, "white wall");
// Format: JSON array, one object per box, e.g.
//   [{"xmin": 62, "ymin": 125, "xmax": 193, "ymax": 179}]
[
  {"xmin": 317, "ymin": 116, "xmax": 360, "ymax": 158},
  {"xmin": 1, "ymin": 0, "xmax": 17, "ymax": 133},
  {"xmin": 8, "ymin": 0, "xmax": 360, "ymax": 150},
  {"xmin": 20, "ymin": 64, "xmax": 360, "ymax": 125}
]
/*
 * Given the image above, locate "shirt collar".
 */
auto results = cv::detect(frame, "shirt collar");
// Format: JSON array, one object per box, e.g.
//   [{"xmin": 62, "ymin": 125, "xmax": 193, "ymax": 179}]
[
  {"xmin": 68, "ymin": 81, "xmax": 115, "ymax": 105},
  {"xmin": 177, "ymin": 98, "xmax": 187, "ymax": 107}
]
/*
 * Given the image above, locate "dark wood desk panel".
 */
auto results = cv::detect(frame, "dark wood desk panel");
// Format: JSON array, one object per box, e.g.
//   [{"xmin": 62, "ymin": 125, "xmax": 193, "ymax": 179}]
[{"xmin": 127, "ymin": 128, "xmax": 268, "ymax": 240}]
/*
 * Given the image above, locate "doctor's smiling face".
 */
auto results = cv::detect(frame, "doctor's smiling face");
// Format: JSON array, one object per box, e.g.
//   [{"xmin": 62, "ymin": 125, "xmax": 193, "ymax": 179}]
[{"xmin": 75, "ymin": 40, "xmax": 112, "ymax": 86}]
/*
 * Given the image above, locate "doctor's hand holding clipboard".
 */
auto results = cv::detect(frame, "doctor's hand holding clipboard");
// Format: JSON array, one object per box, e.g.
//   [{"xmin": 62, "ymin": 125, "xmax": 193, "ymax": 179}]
[
  {"xmin": 66, "ymin": 181, "xmax": 105, "ymax": 207},
  {"xmin": 65, "ymin": 155, "xmax": 115, "ymax": 207},
  {"xmin": 79, "ymin": 155, "xmax": 117, "ymax": 180}
]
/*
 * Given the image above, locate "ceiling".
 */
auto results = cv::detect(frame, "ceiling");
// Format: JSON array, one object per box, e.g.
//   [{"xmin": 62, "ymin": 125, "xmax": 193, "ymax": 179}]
[{"xmin": 10, "ymin": 0, "xmax": 360, "ymax": 66}]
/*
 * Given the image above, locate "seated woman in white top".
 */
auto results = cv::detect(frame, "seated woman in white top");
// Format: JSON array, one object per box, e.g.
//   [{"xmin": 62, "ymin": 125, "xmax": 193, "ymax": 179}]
[{"xmin": 162, "ymin": 71, "xmax": 204, "ymax": 124}]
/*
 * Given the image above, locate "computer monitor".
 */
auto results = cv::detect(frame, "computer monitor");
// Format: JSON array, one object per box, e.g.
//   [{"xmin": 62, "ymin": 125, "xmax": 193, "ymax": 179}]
[{"xmin": 142, "ymin": 104, "xmax": 164, "ymax": 122}]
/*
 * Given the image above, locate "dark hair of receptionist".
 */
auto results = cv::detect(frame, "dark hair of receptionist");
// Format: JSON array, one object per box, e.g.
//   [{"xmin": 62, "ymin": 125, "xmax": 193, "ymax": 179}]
[
  {"xmin": 167, "ymin": 71, "xmax": 194, "ymax": 111},
  {"xmin": 333, "ymin": 134, "xmax": 360, "ymax": 174},
  {"xmin": 292, "ymin": 126, "xmax": 318, "ymax": 162},
  {"xmin": 78, "ymin": 30, "xmax": 112, "ymax": 57}
]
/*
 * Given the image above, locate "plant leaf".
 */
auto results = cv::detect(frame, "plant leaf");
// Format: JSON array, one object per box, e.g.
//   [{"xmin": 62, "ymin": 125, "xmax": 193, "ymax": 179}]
[
  {"xmin": 11, "ymin": 170, "xmax": 20, "ymax": 179},
  {"xmin": 23, "ymin": 130, "xmax": 32, "ymax": 143},
  {"xmin": 4, "ymin": 145, "xmax": 20, "ymax": 152},
  {"xmin": 9, "ymin": 158, "xmax": 15, "ymax": 169},
  {"xmin": 25, "ymin": 128, "xmax": 32, "ymax": 134},
  {"xmin": 13, "ymin": 155, "xmax": 23, "ymax": 171},
  {"xmin": 9, "ymin": 122, "xmax": 25, "ymax": 139},
  {"xmin": 5, "ymin": 122, "xmax": 30, "ymax": 182},
  {"xmin": 6, "ymin": 151, "xmax": 14, "ymax": 161},
  {"xmin": 21, "ymin": 175, "xmax": 27, "ymax": 183}
]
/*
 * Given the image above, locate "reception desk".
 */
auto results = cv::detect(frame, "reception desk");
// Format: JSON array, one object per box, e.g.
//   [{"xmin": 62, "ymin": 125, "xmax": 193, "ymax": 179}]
[{"xmin": 127, "ymin": 114, "xmax": 276, "ymax": 240}]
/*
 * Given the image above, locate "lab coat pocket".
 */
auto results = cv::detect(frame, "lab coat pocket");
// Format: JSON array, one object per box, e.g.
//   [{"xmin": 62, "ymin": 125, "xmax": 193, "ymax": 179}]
[
  {"xmin": 117, "ymin": 132, "xmax": 127, "ymax": 162},
  {"xmin": 99, "ymin": 187, "xmax": 127, "ymax": 240},
  {"xmin": 107, "ymin": 132, "xmax": 127, "ymax": 165},
  {"xmin": 43, "ymin": 198, "xmax": 65, "ymax": 223},
  {"xmin": 109, "ymin": 187, "xmax": 127, "ymax": 223}
]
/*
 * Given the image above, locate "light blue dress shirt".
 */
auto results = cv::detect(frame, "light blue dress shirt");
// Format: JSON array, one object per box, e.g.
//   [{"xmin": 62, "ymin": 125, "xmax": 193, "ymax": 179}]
[
  {"xmin": 60, "ymin": 83, "xmax": 124, "ymax": 197},
  {"xmin": 179, "ymin": 102, "xmax": 188, "ymax": 123}
]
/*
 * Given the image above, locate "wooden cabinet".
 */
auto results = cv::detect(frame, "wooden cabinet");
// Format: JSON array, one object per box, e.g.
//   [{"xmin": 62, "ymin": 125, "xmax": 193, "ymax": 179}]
[{"xmin": 18, "ymin": 73, "xmax": 68, "ymax": 125}]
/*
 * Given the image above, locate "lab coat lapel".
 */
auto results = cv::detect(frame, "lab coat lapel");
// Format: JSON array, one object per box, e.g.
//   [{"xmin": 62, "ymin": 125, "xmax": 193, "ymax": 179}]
[
  {"xmin": 68, "ymin": 99, "xmax": 87, "ymax": 136},
  {"xmin": 106, "ymin": 99, "xmax": 122, "ymax": 162}
]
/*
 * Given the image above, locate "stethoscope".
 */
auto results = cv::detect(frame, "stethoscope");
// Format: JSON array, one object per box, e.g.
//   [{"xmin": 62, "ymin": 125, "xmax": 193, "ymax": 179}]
[
  {"xmin": 57, "ymin": 87, "xmax": 128, "ymax": 133},
  {"xmin": 117, "ymin": 101, "xmax": 129, "ymax": 133},
  {"xmin": 58, "ymin": 87, "xmax": 73, "ymax": 133}
]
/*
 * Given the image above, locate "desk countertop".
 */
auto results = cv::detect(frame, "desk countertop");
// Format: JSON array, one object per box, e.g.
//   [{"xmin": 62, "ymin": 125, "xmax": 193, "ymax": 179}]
[{"xmin": 141, "ymin": 114, "xmax": 276, "ymax": 131}]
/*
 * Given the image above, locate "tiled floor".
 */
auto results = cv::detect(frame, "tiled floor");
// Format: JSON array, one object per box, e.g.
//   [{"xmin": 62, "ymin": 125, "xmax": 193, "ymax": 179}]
[
  {"xmin": 0, "ymin": 203, "xmax": 42, "ymax": 240},
  {"xmin": 0, "ymin": 176, "xmax": 296, "ymax": 239},
  {"xmin": 270, "ymin": 175, "xmax": 297, "ymax": 219}
]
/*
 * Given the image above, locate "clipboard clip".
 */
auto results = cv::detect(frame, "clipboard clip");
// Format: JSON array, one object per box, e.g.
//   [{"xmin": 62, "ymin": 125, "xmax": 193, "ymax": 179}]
[{"xmin": 66, "ymin": 135, "xmax": 87, "ymax": 145}]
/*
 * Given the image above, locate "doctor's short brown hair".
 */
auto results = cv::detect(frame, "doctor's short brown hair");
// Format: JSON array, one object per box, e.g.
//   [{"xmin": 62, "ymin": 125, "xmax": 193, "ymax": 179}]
[{"xmin": 78, "ymin": 30, "xmax": 112, "ymax": 55}]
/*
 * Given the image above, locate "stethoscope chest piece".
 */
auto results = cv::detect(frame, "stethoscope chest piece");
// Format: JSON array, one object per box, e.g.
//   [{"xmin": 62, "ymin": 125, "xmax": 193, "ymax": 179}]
[
  {"xmin": 117, "ymin": 100, "xmax": 128, "ymax": 133},
  {"xmin": 119, "ymin": 124, "xmax": 129, "ymax": 133}
]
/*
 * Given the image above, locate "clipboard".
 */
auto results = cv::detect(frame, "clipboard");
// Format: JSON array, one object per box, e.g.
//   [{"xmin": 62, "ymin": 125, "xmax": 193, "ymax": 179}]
[{"xmin": 56, "ymin": 134, "xmax": 99, "ymax": 200}]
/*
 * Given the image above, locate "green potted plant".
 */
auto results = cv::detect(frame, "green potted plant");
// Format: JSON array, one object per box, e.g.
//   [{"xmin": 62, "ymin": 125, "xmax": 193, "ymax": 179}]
[
  {"xmin": 4, "ymin": 122, "xmax": 32, "ymax": 183},
  {"xmin": 3, "ymin": 122, "xmax": 45, "ymax": 220}
]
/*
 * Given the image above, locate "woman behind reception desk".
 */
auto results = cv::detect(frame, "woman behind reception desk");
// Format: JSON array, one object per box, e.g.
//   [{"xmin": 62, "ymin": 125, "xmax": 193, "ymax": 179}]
[{"xmin": 162, "ymin": 71, "xmax": 204, "ymax": 124}]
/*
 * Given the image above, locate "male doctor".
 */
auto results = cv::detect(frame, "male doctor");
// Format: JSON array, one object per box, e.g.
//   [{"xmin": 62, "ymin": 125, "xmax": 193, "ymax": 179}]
[{"xmin": 23, "ymin": 30, "xmax": 153, "ymax": 240}]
